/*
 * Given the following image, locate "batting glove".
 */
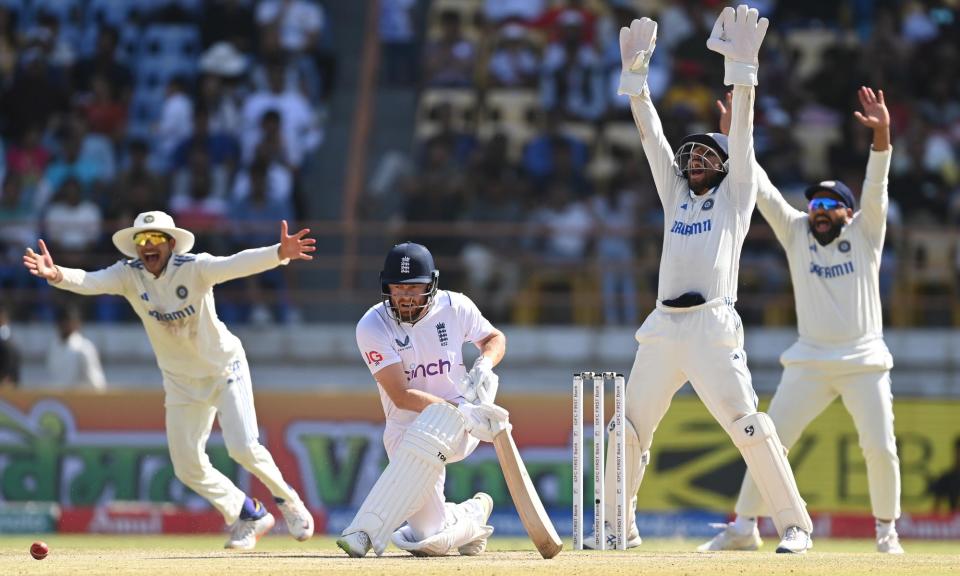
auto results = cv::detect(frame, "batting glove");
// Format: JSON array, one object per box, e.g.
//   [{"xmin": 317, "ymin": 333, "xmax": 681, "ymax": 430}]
[
  {"xmin": 617, "ymin": 17, "xmax": 657, "ymax": 97},
  {"xmin": 706, "ymin": 4, "xmax": 769, "ymax": 86},
  {"xmin": 457, "ymin": 356, "xmax": 499, "ymax": 405},
  {"xmin": 458, "ymin": 401, "xmax": 511, "ymax": 443}
]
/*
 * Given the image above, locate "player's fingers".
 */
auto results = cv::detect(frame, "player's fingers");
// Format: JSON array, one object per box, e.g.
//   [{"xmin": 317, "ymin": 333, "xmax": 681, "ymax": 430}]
[
  {"xmin": 715, "ymin": 99, "xmax": 727, "ymax": 114},
  {"xmin": 853, "ymin": 111, "xmax": 869, "ymax": 125},
  {"xmin": 38, "ymin": 238, "xmax": 49, "ymax": 256},
  {"xmin": 299, "ymin": 254, "xmax": 314, "ymax": 260},
  {"xmin": 295, "ymin": 227, "xmax": 311, "ymax": 239},
  {"xmin": 877, "ymin": 89, "xmax": 885, "ymax": 105},
  {"xmin": 301, "ymin": 245, "xmax": 317, "ymax": 252},
  {"xmin": 301, "ymin": 238, "xmax": 317, "ymax": 245},
  {"xmin": 280, "ymin": 219, "xmax": 289, "ymax": 237}
]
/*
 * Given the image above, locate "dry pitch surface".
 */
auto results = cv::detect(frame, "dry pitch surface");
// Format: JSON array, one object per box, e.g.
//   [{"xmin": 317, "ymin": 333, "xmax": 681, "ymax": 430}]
[{"xmin": 4, "ymin": 535, "xmax": 959, "ymax": 575}]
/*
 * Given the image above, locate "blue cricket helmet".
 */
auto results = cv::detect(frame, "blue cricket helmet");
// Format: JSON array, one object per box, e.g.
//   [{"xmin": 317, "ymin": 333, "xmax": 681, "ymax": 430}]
[{"xmin": 380, "ymin": 242, "xmax": 439, "ymax": 324}]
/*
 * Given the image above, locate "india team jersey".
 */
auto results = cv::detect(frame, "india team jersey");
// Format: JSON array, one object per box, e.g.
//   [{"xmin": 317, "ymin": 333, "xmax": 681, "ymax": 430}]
[
  {"xmin": 53, "ymin": 245, "xmax": 289, "ymax": 378},
  {"xmin": 356, "ymin": 290, "xmax": 494, "ymax": 428},
  {"xmin": 629, "ymin": 85, "xmax": 758, "ymax": 303},
  {"xmin": 756, "ymin": 149, "xmax": 893, "ymax": 369}
]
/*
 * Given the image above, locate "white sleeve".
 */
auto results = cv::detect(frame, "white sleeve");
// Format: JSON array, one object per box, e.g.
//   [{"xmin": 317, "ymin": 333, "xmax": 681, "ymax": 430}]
[
  {"xmin": 627, "ymin": 89, "xmax": 684, "ymax": 206},
  {"xmin": 53, "ymin": 261, "xmax": 127, "ymax": 296},
  {"xmin": 356, "ymin": 313, "xmax": 402, "ymax": 375},
  {"xmin": 196, "ymin": 246, "xmax": 288, "ymax": 286},
  {"xmin": 727, "ymin": 85, "xmax": 759, "ymax": 210},
  {"xmin": 755, "ymin": 164, "xmax": 804, "ymax": 245},
  {"xmin": 858, "ymin": 147, "xmax": 892, "ymax": 248},
  {"xmin": 452, "ymin": 292, "xmax": 495, "ymax": 343}
]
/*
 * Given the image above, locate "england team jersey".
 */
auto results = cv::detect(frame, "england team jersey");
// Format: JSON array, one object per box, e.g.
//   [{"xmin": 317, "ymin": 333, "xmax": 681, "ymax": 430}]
[
  {"xmin": 356, "ymin": 290, "xmax": 494, "ymax": 429},
  {"xmin": 756, "ymin": 149, "xmax": 893, "ymax": 369},
  {"xmin": 630, "ymin": 85, "xmax": 758, "ymax": 303},
  {"xmin": 53, "ymin": 245, "xmax": 289, "ymax": 378}
]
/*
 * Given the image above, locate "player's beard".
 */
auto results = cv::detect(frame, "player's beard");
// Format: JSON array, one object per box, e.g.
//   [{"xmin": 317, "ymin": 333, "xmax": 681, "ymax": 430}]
[{"xmin": 810, "ymin": 219, "xmax": 844, "ymax": 246}]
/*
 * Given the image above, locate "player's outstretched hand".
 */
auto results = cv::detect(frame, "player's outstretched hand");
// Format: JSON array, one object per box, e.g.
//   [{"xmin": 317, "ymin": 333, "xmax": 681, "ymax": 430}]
[
  {"xmin": 707, "ymin": 4, "xmax": 768, "ymax": 86},
  {"xmin": 23, "ymin": 239, "xmax": 61, "ymax": 282},
  {"xmin": 617, "ymin": 17, "xmax": 657, "ymax": 97},
  {"xmin": 853, "ymin": 86, "xmax": 889, "ymax": 130},
  {"xmin": 278, "ymin": 220, "xmax": 317, "ymax": 261}
]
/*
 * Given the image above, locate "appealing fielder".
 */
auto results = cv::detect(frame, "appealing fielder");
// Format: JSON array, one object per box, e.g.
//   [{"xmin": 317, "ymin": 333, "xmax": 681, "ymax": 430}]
[
  {"xmin": 701, "ymin": 87, "xmax": 903, "ymax": 554},
  {"xmin": 337, "ymin": 242, "xmax": 512, "ymax": 557},
  {"xmin": 22, "ymin": 211, "xmax": 316, "ymax": 550},
  {"xmin": 594, "ymin": 7, "xmax": 813, "ymax": 553}
]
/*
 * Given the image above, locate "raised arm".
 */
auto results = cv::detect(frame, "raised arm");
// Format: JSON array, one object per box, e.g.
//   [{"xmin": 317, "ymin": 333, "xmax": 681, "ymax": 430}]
[
  {"xmin": 24, "ymin": 239, "xmax": 125, "ymax": 296},
  {"xmin": 717, "ymin": 93, "xmax": 803, "ymax": 243},
  {"xmin": 707, "ymin": 5, "xmax": 768, "ymax": 192},
  {"xmin": 618, "ymin": 17, "xmax": 683, "ymax": 203},
  {"xmin": 198, "ymin": 220, "xmax": 315, "ymax": 286},
  {"xmin": 853, "ymin": 86, "xmax": 892, "ymax": 246}
]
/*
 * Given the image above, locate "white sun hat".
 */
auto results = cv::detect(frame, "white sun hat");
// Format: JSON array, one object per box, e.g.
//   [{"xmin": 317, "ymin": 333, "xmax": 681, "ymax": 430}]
[{"xmin": 111, "ymin": 211, "xmax": 195, "ymax": 258}]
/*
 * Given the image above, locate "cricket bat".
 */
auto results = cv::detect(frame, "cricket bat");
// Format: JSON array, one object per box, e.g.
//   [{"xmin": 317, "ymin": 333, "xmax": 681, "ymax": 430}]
[{"xmin": 493, "ymin": 429, "xmax": 563, "ymax": 559}]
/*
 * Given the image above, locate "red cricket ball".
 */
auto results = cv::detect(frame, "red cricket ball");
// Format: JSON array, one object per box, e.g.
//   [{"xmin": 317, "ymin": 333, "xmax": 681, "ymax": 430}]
[{"xmin": 30, "ymin": 541, "xmax": 49, "ymax": 560}]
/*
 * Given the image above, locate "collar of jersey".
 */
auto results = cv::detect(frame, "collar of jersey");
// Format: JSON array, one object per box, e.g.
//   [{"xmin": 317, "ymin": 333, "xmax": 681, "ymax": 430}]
[{"xmin": 687, "ymin": 185, "xmax": 718, "ymax": 200}]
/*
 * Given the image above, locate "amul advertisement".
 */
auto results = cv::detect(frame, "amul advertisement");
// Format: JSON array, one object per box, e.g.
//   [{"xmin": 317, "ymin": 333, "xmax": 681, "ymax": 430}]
[{"xmin": 0, "ymin": 390, "xmax": 957, "ymax": 538}]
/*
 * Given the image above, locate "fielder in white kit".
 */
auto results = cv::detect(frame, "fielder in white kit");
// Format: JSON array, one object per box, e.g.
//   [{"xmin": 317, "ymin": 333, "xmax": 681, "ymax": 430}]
[
  {"xmin": 337, "ymin": 241, "xmax": 512, "ymax": 557},
  {"xmin": 596, "ymin": 7, "xmax": 813, "ymax": 553},
  {"xmin": 22, "ymin": 211, "xmax": 316, "ymax": 550},
  {"xmin": 702, "ymin": 87, "xmax": 903, "ymax": 554}
]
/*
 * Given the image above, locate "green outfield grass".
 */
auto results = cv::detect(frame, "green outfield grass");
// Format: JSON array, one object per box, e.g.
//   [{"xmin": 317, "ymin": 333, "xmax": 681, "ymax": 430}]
[{"xmin": 3, "ymin": 535, "xmax": 958, "ymax": 575}]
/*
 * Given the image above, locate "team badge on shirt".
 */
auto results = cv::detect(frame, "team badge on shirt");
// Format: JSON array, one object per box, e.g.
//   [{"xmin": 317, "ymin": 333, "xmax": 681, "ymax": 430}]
[
  {"xmin": 702, "ymin": 198, "xmax": 715, "ymax": 211},
  {"xmin": 838, "ymin": 240, "xmax": 851, "ymax": 253},
  {"xmin": 436, "ymin": 322, "xmax": 448, "ymax": 346},
  {"xmin": 176, "ymin": 285, "xmax": 188, "ymax": 299}
]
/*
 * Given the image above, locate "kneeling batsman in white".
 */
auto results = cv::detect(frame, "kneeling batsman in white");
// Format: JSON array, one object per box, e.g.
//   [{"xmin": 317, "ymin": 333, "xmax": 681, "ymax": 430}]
[{"xmin": 339, "ymin": 362, "xmax": 510, "ymax": 557}]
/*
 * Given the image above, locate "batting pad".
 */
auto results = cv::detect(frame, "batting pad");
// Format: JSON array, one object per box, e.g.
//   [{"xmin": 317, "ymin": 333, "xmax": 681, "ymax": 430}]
[
  {"xmin": 391, "ymin": 500, "xmax": 494, "ymax": 556},
  {"xmin": 731, "ymin": 412, "xmax": 813, "ymax": 535},
  {"xmin": 343, "ymin": 402, "xmax": 466, "ymax": 556},
  {"xmin": 604, "ymin": 416, "xmax": 647, "ymax": 525}
]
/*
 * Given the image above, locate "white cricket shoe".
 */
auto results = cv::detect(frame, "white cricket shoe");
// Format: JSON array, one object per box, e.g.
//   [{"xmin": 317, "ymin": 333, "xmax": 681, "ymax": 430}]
[
  {"xmin": 277, "ymin": 498, "xmax": 314, "ymax": 541},
  {"xmin": 224, "ymin": 512, "xmax": 276, "ymax": 550},
  {"xmin": 337, "ymin": 531, "xmax": 372, "ymax": 558},
  {"xmin": 697, "ymin": 522, "xmax": 762, "ymax": 552},
  {"xmin": 775, "ymin": 526, "xmax": 813, "ymax": 554},
  {"xmin": 584, "ymin": 520, "xmax": 643, "ymax": 549},
  {"xmin": 458, "ymin": 492, "xmax": 494, "ymax": 556},
  {"xmin": 877, "ymin": 529, "xmax": 904, "ymax": 554}
]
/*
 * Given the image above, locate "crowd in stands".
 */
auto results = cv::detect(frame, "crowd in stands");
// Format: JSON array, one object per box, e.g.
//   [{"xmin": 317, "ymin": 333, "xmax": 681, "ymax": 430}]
[
  {"xmin": 397, "ymin": 0, "xmax": 960, "ymax": 326},
  {"xmin": 0, "ymin": 0, "xmax": 331, "ymax": 325}
]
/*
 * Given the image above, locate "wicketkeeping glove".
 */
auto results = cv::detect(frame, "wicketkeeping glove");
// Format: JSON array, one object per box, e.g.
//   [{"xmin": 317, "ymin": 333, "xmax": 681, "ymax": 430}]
[
  {"xmin": 617, "ymin": 17, "xmax": 657, "ymax": 97},
  {"xmin": 457, "ymin": 356, "xmax": 499, "ymax": 405},
  {"xmin": 458, "ymin": 401, "xmax": 511, "ymax": 443},
  {"xmin": 706, "ymin": 4, "xmax": 769, "ymax": 86}
]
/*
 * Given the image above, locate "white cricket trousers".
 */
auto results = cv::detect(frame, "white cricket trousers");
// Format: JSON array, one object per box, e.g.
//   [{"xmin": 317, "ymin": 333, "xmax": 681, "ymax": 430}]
[
  {"xmin": 735, "ymin": 365, "xmax": 900, "ymax": 520},
  {"xmin": 383, "ymin": 421, "xmax": 481, "ymax": 541},
  {"xmin": 626, "ymin": 299, "xmax": 759, "ymax": 452},
  {"xmin": 163, "ymin": 356, "xmax": 299, "ymax": 525}
]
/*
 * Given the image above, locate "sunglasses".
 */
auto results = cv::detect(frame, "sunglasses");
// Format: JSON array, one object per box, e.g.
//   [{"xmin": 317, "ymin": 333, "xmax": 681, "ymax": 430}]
[
  {"xmin": 808, "ymin": 197, "xmax": 847, "ymax": 212},
  {"xmin": 133, "ymin": 231, "xmax": 170, "ymax": 246}
]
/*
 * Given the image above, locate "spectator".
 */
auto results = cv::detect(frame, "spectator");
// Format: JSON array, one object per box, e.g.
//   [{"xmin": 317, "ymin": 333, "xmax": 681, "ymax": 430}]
[
  {"xmin": 525, "ymin": 181, "xmax": 591, "ymax": 263},
  {"xmin": 107, "ymin": 140, "xmax": 165, "ymax": 223},
  {"xmin": 0, "ymin": 7, "xmax": 17, "ymax": 87},
  {"xmin": 423, "ymin": 10, "xmax": 476, "ymax": 87},
  {"xmin": 5, "ymin": 124, "xmax": 51, "ymax": 195},
  {"xmin": 256, "ymin": 0, "xmax": 325, "ymax": 57},
  {"xmin": 488, "ymin": 23, "xmax": 540, "ymax": 88},
  {"xmin": 45, "ymin": 305, "xmax": 106, "ymax": 391},
  {"xmin": 79, "ymin": 73, "xmax": 128, "ymax": 143},
  {"xmin": 533, "ymin": 0, "xmax": 597, "ymax": 45},
  {"xmin": 201, "ymin": 0, "xmax": 257, "ymax": 54},
  {"xmin": 0, "ymin": 305, "xmax": 19, "ymax": 387},
  {"xmin": 36, "ymin": 120, "xmax": 112, "ymax": 208},
  {"xmin": 929, "ymin": 436, "xmax": 960, "ymax": 514},
  {"xmin": 169, "ymin": 148, "xmax": 230, "ymax": 253},
  {"xmin": 172, "ymin": 106, "xmax": 241, "ymax": 173},
  {"xmin": 1, "ymin": 48, "xmax": 69, "ymax": 143},
  {"xmin": 241, "ymin": 63, "xmax": 320, "ymax": 170},
  {"xmin": 197, "ymin": 72, "xmax": 245, "ymax": 139},
  {"xmin": 589, "ymin": 184, "xmax": 638, "ymax": 326},
  {"xmin": 484, "ymin": 0, "xmax": 545, "ymax": 26},
  {"xmin": 419, "ymin": 102, "xmax": 477, "ymax": 169},
  {"xmin": 540, "ymin": 11, "xmax": 606, "ymax": 121},
  {"xmin": 41, "ymin": 177, "xmax": 102, "ymax": 268},
  {"xmin": 521, "ymin": 111, "xmax": 589, "ymax": 187},
  {"xmin": 72, "ymin": 26, "xmax": 133, "ymax": 106},
  {"xmin": 154, "ymin": 77, "xmax": 194, "ymax": 172},
  {"xmin": 233, "ymin": 143, "xmax": 294, "ymax": 205},
  {"xmin": 380, "ymin": 0, "xmax": 418, "ymax": 86}
]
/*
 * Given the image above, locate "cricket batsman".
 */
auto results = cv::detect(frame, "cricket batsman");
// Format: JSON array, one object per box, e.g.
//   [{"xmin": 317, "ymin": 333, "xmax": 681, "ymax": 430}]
[
  {"xmin": 336, "ymin": 241, "xmax": 511, "ymax": 557},
  {"xmin": 701, "ymin": 87, "xmax": 903, "ymax": 554},
  {"xmin": 22, "ymin": 211, "xmax": 316, "ymax": 550},
  {"xmin": 593, "ymin": 6, "xmax": 813, "ymax": 553}
]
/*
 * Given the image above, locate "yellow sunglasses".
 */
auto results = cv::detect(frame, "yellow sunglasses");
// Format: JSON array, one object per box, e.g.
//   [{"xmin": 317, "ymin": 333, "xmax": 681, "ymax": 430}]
[{"xmin": 133, "ymin": 231, "xmax": 170, "ymax": 246}]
